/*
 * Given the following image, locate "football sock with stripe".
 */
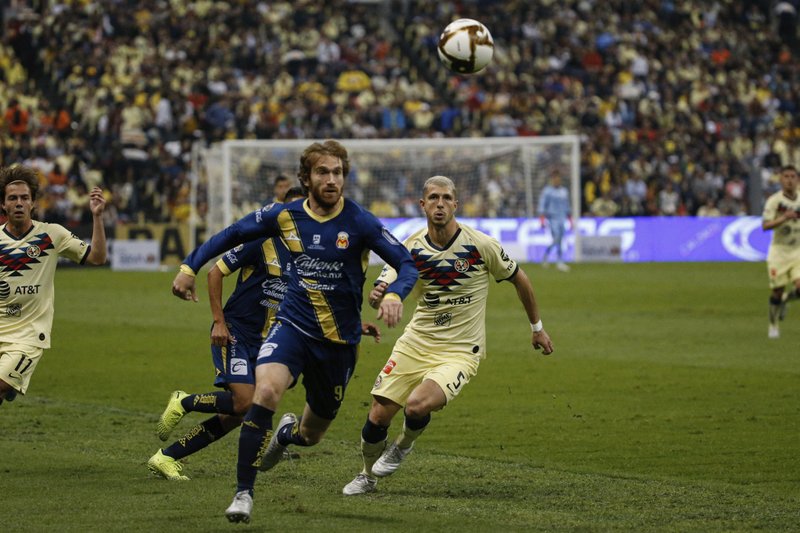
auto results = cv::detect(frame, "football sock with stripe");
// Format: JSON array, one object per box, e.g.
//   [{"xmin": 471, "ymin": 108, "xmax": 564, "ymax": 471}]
[
  {"xmin": 361, "ymin": 417, "xmax": 390, "ymax": 475},
  {"xmin": 180, "ymin": 392, "xmax": 236, "ymax": 414},
  {"xmin": 769, "ymin": 296, "xmax": 782, "ymax": 324},
  {"xmin": 397, "ymin": 411, "xmax": 431, "ymax": 448},
  {"xmin": 163, "ymin": 415, "xmax": 233, "ymax": 460},
  {"xmin": 237, "ymin": 403, "xmax": 274, "ymax": 492}
]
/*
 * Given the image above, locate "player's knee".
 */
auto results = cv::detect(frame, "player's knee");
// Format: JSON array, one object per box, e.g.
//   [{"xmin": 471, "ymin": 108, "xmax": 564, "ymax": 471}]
[
  {"xmin": 404, "ymin": 396, "xmax": 433, "ymax": 419},
  {"xmin": 231, "ymin": 394, "xmax": 252, "ymax": 415},
  {"xmin": 253, "ymin": 382, "xmax": 282, "ymax": 407}
]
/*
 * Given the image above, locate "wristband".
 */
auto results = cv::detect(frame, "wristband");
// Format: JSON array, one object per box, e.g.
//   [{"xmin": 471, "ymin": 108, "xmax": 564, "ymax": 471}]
[
  {"xmin": 530, "ymin": 320, "xmax": 543, "ymax": 333},
  {"xmin": 179, "ymin": 264, "xmax": 196, "ymax": 277}
]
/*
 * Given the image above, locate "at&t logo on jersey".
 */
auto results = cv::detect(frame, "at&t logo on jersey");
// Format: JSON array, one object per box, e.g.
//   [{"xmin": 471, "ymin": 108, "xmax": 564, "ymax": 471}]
[
  {"xmin": 423, "ymin": 292, "xmax": 440, "ymax": 308},
  {"xmin": 0, "ymin": 281, "xmax": 9, "ymax": 299}
]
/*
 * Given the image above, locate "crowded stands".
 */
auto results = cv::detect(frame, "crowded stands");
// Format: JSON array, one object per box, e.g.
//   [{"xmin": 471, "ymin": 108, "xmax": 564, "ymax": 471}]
[{"xmin": 1, "ymin": 0, "xmax": 798, "ymax": 224}]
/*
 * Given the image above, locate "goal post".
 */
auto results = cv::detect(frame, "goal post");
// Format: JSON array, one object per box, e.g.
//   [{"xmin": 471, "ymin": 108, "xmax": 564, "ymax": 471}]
[{"xmin": 193, "ymin": 136, "xmax": 581, "ymax": 261}]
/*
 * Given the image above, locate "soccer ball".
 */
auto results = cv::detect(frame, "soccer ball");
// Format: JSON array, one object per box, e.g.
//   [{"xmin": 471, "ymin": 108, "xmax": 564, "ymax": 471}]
[{"xmin": 437, "ymin": 18, "xmax": 494, "ymax": 74}]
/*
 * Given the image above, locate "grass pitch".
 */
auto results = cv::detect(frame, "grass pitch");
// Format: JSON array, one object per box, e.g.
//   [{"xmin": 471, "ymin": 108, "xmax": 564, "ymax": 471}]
[{"xmin": 3, "ymin": 262, "xmax": 798, "ymax": 532}]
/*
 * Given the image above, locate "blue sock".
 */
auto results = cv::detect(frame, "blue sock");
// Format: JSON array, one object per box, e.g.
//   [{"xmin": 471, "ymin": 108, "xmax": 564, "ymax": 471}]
[
  {"xmin": 236, "ymin": 404, "xmax": 274, "ymax": 493},
  {"xmin": 180, "ymin": 391, "xmax": 235, "ymax": 414},
  {"xmin": 163, "ymin": 415, "xmax": 233, "ymax": 460}
]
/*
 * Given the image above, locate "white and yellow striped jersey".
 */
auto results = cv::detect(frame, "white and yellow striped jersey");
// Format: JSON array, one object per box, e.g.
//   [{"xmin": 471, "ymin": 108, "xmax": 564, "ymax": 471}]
[{"xmin": 0, "ymin": 220, "xmax": 90, "ymax": 348}]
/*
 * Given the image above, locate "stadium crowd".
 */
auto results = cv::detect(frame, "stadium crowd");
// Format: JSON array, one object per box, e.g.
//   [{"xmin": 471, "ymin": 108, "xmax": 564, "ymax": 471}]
[{"xmin": 1, "ymin": 0, "xmax": 799, "ymax": 224}]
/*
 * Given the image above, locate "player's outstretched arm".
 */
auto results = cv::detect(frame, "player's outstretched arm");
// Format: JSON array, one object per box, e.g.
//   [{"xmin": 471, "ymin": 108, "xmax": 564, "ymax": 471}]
[
  {"xmin": 85, "ymin": 187, "xmax": 107, "ymax": 265},
  {"xmin": 510, "ymin": 268, "xmax": 554, "ymax": 355}
]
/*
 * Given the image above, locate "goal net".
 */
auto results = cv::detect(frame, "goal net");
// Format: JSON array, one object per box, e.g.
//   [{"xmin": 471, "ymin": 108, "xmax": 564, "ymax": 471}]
[{"xmin": 193, "ymin": 136, "xmax": 581, "ymax": 259}]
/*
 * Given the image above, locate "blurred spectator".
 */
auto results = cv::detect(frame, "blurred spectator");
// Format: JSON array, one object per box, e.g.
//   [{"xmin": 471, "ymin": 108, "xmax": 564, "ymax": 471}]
[
  {"xmin": 4, "ymin": 98, "xmax": 29, "ymax": 137},
  {"xmin": 590, "ymin": 189, "xmax": 620, "ymax": 217},
  {"xmin": 696, "ymin": 195, "xmax": 722, "ymax": 217}
]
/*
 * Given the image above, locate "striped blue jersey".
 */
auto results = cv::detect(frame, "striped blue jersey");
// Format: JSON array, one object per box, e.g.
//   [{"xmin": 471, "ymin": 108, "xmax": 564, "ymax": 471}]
[
  {"xmin": 215, "ymin": 234, "xmax": 292, "ymax": 345},
  {"xmin": 184, "ymin": 197, "xmax": 417, "ymax": 344}
]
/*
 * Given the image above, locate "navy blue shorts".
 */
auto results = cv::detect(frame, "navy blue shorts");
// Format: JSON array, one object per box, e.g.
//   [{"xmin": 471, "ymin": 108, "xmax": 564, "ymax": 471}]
[
  {"xmin": 257, "ymin": 320, "xmax": 358, "ymax": 420},
  {"xmin": 212, "ymin": 322, "xmax": 261, "ymax": 388}
]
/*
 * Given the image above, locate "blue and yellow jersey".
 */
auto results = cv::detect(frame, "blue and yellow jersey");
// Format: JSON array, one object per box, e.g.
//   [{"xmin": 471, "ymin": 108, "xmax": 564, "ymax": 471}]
[
  {"xmin": 215, "ymin": 233, "xmax": 292, "ymax": 345},
  {"xmin": 184, "ymin": 197, "xmax": 417, "ymax": 344},
  {"xmin": 0, "ymin": 220, "xmax": 90, "ymax": 348}
]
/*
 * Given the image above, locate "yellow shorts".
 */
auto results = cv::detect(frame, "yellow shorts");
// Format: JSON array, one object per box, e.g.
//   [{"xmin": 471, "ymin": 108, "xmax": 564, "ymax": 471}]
[
  {"xmin": 370, "ymin": 338, "xmax": 481, "ymax": 407},
  {"xmin": 767, "ymin": 254, "xmax": 800, "ymax": 289},
  {"xmin": 0, "ymin": 342, "xmax": 44, "ymax": 394}
]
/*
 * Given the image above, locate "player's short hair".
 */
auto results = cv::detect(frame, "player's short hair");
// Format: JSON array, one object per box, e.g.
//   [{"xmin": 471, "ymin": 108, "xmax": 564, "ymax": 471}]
[
  {"xmin": 284, "ymin": 186, "xmax": 305, "ymax": 202},
  {"xmin": 422, "ymin": 175, "xmax": 457, "ymax": 199},
  {"xmin": 297, "ymin": 140, "xmax": 350, "ymax": 191},
  {"xmin": 0, "ymin": 164, "xmax": 40, "ymax": 204},
  {"xmin": 780, "ymin": 165, "xmax": 798, "ymax": 175},
  {"xmin": 274, "ymin": 174, "xmax": 290, "ymax": 187}
]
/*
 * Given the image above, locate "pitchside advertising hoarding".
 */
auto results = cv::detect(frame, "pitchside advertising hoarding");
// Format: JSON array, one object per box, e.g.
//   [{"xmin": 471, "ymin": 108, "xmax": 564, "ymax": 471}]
[
  {"xmin": 96, "ymin": 216, "xmax": 770, "ymax": 267},
  {"xmin": 379, "ymin": 216, "xmax": 771, "ymax": 263}
]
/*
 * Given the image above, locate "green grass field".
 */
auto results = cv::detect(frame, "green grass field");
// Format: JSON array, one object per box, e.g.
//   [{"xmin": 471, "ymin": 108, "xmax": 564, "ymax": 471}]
[{"xmin": 3, "ymin": 263, "xmax": 799, "ymax": 532}]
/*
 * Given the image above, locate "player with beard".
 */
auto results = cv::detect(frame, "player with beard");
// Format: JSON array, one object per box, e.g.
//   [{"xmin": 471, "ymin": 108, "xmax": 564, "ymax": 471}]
[{"xmin": 171, "ymin": 140, "xmax": 417, "ymax": 523}]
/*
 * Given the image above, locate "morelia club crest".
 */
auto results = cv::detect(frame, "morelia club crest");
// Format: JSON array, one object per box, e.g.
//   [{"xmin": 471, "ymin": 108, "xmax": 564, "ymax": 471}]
[{"xmin": 336, "ymin": 231, "xmax": 350, "ymax": 249}]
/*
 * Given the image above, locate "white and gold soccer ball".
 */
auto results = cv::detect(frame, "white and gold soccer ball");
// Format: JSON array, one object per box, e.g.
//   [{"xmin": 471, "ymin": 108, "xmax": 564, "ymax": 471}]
[{"xmin": 437, "ymin": 18, "xmax": 494, "ymax": 74}]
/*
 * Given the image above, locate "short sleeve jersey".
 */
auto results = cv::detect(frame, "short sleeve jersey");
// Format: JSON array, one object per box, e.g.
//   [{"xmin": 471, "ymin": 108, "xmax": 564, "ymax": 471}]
[
  {"xmin": 0, "ymin": 221, "xmax": 90, "ymax": 348},
  {"xmin": 762, "ymin": 190, "xmax": 800, "ymax": 260},
  {"xmin": 377, "ymin": 224, "xmax": 518, "ymax": 359}
]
